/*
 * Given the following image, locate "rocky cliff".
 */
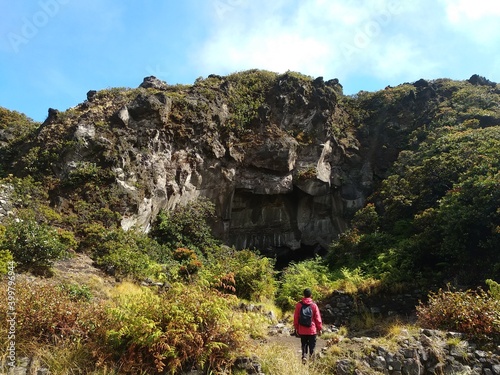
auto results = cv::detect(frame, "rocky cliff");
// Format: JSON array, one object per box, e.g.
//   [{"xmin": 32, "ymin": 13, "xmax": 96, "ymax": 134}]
[{"xmin": 5, "ymin": 71, "xmax": 496, "ymax": 261}]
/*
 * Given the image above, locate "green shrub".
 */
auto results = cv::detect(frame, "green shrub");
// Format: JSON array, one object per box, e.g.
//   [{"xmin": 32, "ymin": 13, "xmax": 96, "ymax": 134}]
[
  {"xmin": 96, "ymin": 242, "xmax": 159, "ymax": 280},
  {"xmin": 58, "ymin": 282, "xmax": 93, "ymax": 302},
  {"xmin": 0, "ymin": 249, "xmax": 13, "ymax": 275},
  {"xmin": 232, "ymin": 249, "xmax": 276, "ymax": 302},
  {"xmin": 66, "ymin": 162, "xmax": 102, "ymax": 186},
  {"xmin": 202, "ymin": 247, "xmax": 276, "ymax": 302},
  {"xmin": 72, "ymin": 201, "xmax": 122, "ymax": 229},
  {"xmin": 225, "ymin": 70, "xmax": 277, "ymax": 131},
  {"xmin": 81, "ymin": 225, "xmax": 164, "ymax": 281},
  {"xmin": 150, "ymin": 198, "xmax": 218, "ymax": 255},
  {"xmin": 0, "ymin": 217, "xmax": 69, "ymax": 269},
  {"xmin": 416, "ymin": 286, "xmax": 500, "ymax": 341},
  {"xmin": 0, "ymin": 225, "xmax": 11, "ymax": 275},
  {"xmin": 486, "ymin": 279, "xmax": 500, "ymax": 300},
  {"xmin": 331, "ymin": 267, "xmax": 382, "ymax": 295},
  {"xmin": 276, "ymin": 257, "xmax": 333, "ymax": 310},
  {"xmin": 351, "ymin": 203, "xmax": 379, "ymax": 233},
  {"xmin": 0, "ymin": 107, "xmax": 38, "ymax": 148},
  {"xmin": 3, "ymin": 175, "xmax": 48, "ymax": 205}
]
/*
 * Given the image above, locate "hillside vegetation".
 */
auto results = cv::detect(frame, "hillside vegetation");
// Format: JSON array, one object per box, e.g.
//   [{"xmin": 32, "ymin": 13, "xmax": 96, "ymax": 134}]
[{"xmin": 1, "ymin": 71, "xmax": 500, "ymax": 373}]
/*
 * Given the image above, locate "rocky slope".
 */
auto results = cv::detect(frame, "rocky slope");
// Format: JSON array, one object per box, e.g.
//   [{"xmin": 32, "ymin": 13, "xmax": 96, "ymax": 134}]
[{"xmin": 2, "ymin": 71, "xmax": 498, "ymax": 262}]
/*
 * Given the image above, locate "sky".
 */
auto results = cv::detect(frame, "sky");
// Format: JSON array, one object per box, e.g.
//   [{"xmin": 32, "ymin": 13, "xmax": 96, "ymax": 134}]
[{"xmin": 1, "ymin": 0, "xmax": 500, "ymax": 122}]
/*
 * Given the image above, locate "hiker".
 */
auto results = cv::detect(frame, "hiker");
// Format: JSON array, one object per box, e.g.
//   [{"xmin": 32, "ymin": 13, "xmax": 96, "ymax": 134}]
[{"xmin": 293, "ymin": 288, "xmax": 323, "ymax": 364}]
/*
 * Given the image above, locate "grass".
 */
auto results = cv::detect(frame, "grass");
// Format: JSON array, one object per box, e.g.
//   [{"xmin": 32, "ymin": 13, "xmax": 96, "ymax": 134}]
[
  {"xmin": 253, "ymin": 342, "xmax": 326, "ymax": 375},
  {"xmin": 2, "ymin": 255, "xmax": 485, "ymax": 374},
  {"xmin": 29, "ymin": 342, "xmax": 95, "ymax": 374},
  {"xmin": 0, "ymin": 341, "xmax": 115, "ymax": 375},
  {"xmin": 321, "ymin": 325, "xmax": 348, "ymax": 343}
]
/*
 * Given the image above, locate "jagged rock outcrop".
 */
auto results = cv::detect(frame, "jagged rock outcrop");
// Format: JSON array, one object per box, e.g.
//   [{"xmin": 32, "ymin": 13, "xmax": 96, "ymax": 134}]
[
  {"xmin": 7, "ymin": 71, "xmax": 495, "ymax": 260},
  {"xmin": 14, "ymin": 71, "xmax": 369, "ymax": 259}
]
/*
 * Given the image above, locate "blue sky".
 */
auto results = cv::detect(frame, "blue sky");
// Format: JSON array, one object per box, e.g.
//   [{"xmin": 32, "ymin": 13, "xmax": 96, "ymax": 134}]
[{"xmin": 1, "ymin": 0, "xmax": 500, "ymax": 122}]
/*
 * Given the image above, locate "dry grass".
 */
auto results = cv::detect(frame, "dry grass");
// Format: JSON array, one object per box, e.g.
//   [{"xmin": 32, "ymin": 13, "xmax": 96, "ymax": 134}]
[
  {"xmin": 1, "ymin": 341, "xmax": 114, "ymax": 375},
  {"xmin": 253, "ymin": 342, "xmax": 327, "ymax": 375}
]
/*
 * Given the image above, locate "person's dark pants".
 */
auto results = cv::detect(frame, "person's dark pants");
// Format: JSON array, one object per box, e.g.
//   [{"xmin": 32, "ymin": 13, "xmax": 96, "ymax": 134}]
[{"xmin": 300, "ymin": 334, "xmax": 317, "ymax": 358}]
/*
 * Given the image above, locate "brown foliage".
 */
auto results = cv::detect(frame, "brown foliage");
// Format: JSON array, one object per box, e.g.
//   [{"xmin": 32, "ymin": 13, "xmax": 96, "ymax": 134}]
[{"xmin": 416, "ymin": 286, "xmax": 500, "ymax": 341}]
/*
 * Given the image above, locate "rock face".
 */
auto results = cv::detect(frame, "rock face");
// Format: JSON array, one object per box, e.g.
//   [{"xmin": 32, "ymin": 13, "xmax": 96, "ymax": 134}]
[
  {"xmin": 333, "ymin": 329, "xmax": 500, "ymax": 375},
  {"xmin": 0, "ymin": 184, "xmax": 13, "ymax": 219},
  {"xmin": 9, "ymin": 70, "xmax": 430, "ymax": 259}
]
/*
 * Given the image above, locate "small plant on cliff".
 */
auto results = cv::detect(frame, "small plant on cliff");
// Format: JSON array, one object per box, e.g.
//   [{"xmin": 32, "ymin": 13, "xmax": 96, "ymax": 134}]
[
  {"xmin": 295, "ymin": 166, "xmax": 316, "ymax": 181},
  {"xmin": 65, "ymin": 161, "xmax": 103, "ymax": 186},
  {"xmin": 0, "ymin": 107, "xmax": 39, "ymax": 173},
  {"xmin": 225, "ymin": 69, "xmax": 277, "ymax": 132}
]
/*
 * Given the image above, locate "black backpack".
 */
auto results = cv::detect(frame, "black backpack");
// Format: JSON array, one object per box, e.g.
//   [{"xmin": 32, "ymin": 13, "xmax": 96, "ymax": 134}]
[{"xmin": 299, "ymin": 302, "xmax": 313, "ymax": 327}]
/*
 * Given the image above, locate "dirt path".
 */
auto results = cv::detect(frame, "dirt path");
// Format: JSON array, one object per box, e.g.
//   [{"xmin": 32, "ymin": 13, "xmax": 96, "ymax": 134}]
[{"xmin": 266, "ymin": 331, "xmax": 329, "ymax": 358}]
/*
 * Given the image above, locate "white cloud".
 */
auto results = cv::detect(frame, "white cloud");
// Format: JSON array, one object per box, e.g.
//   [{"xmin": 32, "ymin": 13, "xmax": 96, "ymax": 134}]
[
  {"xmin": 443, "ymin": 0, "xmax": 500, "ymax": 22},
  {"xmin": 200, "ymin": 9, "xmax": 335, "ymax": 77},
  {"xmin": 198, "ymin": 0, "xmax": 449, "ymax": 82},
  {"xmin": 441, "ymin": 0, "xmax": 500, "ymax": 44},
  {"xmin": 370, "ymin": 36, "xmax": 442, "ymax": 80}
]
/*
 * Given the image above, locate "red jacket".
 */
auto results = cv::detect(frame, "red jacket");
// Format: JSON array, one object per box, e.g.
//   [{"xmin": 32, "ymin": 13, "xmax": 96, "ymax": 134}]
[{"xmin": 293, "ymin": 297, "xmax": 323, "ymax": 335}]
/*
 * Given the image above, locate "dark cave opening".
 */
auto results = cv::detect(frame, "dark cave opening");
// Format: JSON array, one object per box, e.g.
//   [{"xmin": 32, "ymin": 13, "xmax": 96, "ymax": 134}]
[{"xmin": 272, "ymin": 243, "xmax": 327, "ymax": 270}]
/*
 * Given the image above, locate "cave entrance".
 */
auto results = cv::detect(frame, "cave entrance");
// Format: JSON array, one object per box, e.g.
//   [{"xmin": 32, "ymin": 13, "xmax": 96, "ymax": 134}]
[{"xmin": 272, "ymin": 243, "xmax": 327, "ymax": 270}]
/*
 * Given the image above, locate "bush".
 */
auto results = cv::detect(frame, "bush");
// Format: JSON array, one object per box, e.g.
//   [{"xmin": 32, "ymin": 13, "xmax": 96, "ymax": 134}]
[
  {"xmin": 58, "ymin": 282, "xmax": 93, "ymax": 302},
  {"xmin": 416, "ymin": 286, "xmax": 500, "ymax": 341},
  {"xmin": 0, "ymin": 217, "xmax": 69, "ymax": 269},
  {"xmin": 150, "ymin": 198, "xmax": 218, "ymax": 255},
  {"xmin": 2, "ymin": 175, "xmax": 49, "ymax": 210},
  {"xmin": 0, "ymin": 225, "xmax": 13, "ymax": 274},
  {"xmin": 232, "ymin": 250, "xmax": 276, "ymax": 302},
  {"xmin": 225, "ymin": 70, "xmax": 277, "ymax": 131},
  {"xmin": 0, "ymin": 250, "xmax": 13, "ymax": 275},
  {"xmin": 486, "ymin": 279, "xmax": 500, "ymax": 300},
  {"xmin": 105, "ymin": 283, "xmax": 247, "ymax": 373},
  {"xmin": 331, "ymin": 267, "xmax": 382, "ymax": 295},
  {"xmin": 173, "ymin": 247, "xmax": 203, "ymax": 280},
  {"xmin": 0, "ymin": 279, "xmax": 106, "ymax": 345},
  {"xmin": 276, "ymin": 257, "xmax": 333, "ymax": 310},
  {"xmin": 0, "ymin": 278, "xmax": 263, "ymax": 374},
  {"xmin": 80, "ymin": 225, "xmax": 164, "ymax": 281},
  {"xmin": 202, "ymin": 247, "xmax": 277, "ymax": 302}
]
